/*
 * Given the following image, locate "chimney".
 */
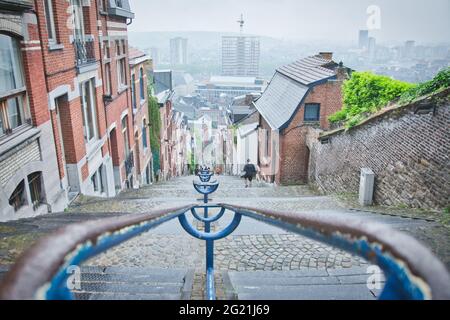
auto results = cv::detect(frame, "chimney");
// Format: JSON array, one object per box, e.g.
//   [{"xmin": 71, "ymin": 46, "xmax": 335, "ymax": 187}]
[
  {"xmin": 336, "ymin": 61, "xmax": 350, "ymax": 81},
  {"xmin": 319, "ymin": 52, "xmax": 333, "ymax": 60}
]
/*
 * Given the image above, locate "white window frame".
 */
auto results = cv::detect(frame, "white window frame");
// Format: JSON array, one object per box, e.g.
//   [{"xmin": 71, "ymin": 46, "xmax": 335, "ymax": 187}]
[
  {"xmin": 80, "ymin": 79, "xmax": 99, "ymax": 144},
  {"xmin": 0, "ymin": 34, "xmax": 30, "ymax": 138},
  {"xmin": 43, "ymin": 0, "xmax": 57, "ymax": 44},
  {"xmin": 122, "ymin": 115, "xmax": 130, "ymax": 158},
  {"xmin": 142, "ymin": 118, "xmax": 148, "ymax": 151},
  {"xmin": 117, "ymin": 58, "xmax": 127, "ymax": 90},
  {"xmin": 104, "ymin": 62, "xmax": 112, "ymax": 95}
]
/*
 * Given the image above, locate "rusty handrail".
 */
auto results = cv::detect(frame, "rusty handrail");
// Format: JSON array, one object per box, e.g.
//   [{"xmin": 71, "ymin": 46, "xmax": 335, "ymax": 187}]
[
  {"xmin": 1, "ymin": 202, "xmax": 449, "ymax": 300},
  {"xmin": 220, "ymin": 203, "xmax": 450, "ymax": 300},
  {"xmin": 0, "ymin": 205, "xmax": 195, "ymax": 300}
]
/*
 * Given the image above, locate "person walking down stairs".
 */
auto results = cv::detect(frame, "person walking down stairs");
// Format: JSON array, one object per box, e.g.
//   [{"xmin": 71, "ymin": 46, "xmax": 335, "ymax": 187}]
[{"xmin": 242, "ymin": 159, "xmax": 257, "ymax": 188}]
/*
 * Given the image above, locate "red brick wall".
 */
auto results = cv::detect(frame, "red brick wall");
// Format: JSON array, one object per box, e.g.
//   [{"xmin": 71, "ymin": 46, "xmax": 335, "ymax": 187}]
[
  {"xmin": 130, "ymin": 62, "xmax": 151, "ymax": 176},
  {"xmin": 21, "ymin": 46, "xmax": 49, "ymax": 126},
  {"xmin": 58, "ymin": 99, "xmax": 86, "ymax": 164},
  {"xmin": 35, "ymin": 0, "xmax": 76, "ymax": 78},
  {"xmin": 50, "ymin": 109, "xmax": 64, "ymax": 179}
]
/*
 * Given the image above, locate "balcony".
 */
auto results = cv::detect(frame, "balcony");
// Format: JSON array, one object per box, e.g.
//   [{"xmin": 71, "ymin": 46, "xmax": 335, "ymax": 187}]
[
  {"xmin": 125, "ymin": 151, "xmax": 134, "ymax": 176},
  {"xmin": 107, "ymin": 0, "xmax": 135, "ymax": 19},
  {"xmin": 74, "ymin": 38, "xmax": 96, "ymax": 74},
  {"xmin": 0, "ymin": 0, "xmax": 33, "ymax": 11}
]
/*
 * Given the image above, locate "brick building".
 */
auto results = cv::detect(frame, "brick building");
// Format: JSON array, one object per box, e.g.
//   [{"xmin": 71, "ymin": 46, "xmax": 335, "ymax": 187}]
[
  {"xmin": 0, "ymin": 0, "xmax": 141, "ymax": 221},
  {"xmin": 128, "ymin": 46, "xmax": 153, "ymax": 186},
  {"xmin": 254, "ymin": 53, "xmax": 350, "ymax": 185},
  {"xmin": 0, "ymin": 0, "xmax": 67, "ymax": 221},
  {"xmin": 97, "ymin": 0, "xmax": 136, "ymax": 191}
]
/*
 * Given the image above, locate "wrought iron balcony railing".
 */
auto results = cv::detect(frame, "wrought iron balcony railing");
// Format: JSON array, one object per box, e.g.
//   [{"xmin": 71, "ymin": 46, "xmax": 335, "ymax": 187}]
[
  {"xmin": 74, "ymin": 38, "xmax": 96, "ymax": 68},
  {"xmin": 0, "ymin": 171, "xmax": 449, "ymax": 300}
]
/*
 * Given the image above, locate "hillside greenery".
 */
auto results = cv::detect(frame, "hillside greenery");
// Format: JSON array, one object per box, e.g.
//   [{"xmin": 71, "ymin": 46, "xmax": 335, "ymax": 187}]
[
  {"xmin": 329, "ymin": 72, "xmax": 415, "ymax": 128},
  {"xmin": 329, "ymin": 68, "xmax": 450, "ymax": 129},
  {"xmin": 398, "ymin": 67, "xmax": 450, "ymax": 104}
]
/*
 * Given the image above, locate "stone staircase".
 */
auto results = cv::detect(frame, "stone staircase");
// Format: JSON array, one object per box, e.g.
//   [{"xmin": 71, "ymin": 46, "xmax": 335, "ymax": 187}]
[
  {"xmin": 73, "ymin": 266, "xmax": 194, "ymax": 300},
  {"xmin": 225, "ymin": 267, "xmax": 385, "ymax": 300},
  {"xmin": 0, "ymin": 266, "xmax": 194, "ymax": 300}
]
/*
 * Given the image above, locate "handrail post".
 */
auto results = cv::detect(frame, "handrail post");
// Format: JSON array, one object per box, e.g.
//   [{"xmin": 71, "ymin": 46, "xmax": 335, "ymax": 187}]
[{"xmin": 203, "ymin": 186, "xmax": 215, "ymax": 300}]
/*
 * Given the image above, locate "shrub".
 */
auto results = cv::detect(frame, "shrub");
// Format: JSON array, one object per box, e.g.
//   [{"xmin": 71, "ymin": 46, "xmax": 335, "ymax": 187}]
[
  {"xmin": 329, "ymin": 72, "xmax": 415, "ymax": 128},
  {"xmin": 399, "ymin": 67, "xmax": 450, "ymax": 104}
]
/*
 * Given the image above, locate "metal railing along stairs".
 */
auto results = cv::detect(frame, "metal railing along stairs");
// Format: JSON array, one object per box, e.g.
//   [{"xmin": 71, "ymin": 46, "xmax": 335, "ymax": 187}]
[{"xmin": 0, "ymin": 170, "xmax": 449, "ymax": 300}]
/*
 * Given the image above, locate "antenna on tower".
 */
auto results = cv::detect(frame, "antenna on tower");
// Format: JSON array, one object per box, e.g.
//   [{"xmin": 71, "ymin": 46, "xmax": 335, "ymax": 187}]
[{"xmin": 237, "ymin": 14, "xmax": 244, "ymax": 34}]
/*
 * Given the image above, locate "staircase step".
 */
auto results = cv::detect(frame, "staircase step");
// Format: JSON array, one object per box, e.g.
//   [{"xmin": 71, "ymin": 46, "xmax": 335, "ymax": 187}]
[
  {"xmin": 72, "ymin": 267, "xmax": 193, "ymax": 300},
  {"xmin": 228, "ymin": 269, "xmax": 384, "ymax": 300},
  {"xmin": 236, "ymin": 284, "xmax": 376, "ymax": 300},
  {"xmin": 74, "ymin": 292, "xmax": 182, "ymax": 300}
]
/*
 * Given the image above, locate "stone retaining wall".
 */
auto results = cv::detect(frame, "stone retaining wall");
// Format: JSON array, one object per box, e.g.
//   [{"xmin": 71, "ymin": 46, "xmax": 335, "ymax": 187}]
[{"xmin": 306, "ymin": 90, "xmax": 450, "ymax": 211}]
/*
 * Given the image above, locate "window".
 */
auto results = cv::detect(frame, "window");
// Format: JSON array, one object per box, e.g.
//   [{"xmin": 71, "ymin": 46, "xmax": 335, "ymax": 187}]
[
  {"xmin": 142, "ymin": 119, "xmax": 148, "ymax": 150},
  {"xmin": 117, "ymin": 58, "xmax": 127, "ymax": 88},
  {"xmin": 9, "ymin": 180, "xmax": 26, "ymax": 212},
  {"xmin": 115, "ymin": 0, "xmax": 123, "ymax": 8},
  {"xmin": 304, "ymin": 103, "xmax": 321, "ymax": 122},
  {"xmin": 104, "ymin": 63, "xmax": 112, "ymax": 95},
  {"xmin": 99, "ymin": 0, "xmax": 108, "ymax": 12},
  {"xmin": 139, "ymin": 67, "xmax": 145, "ymax": 101},
  {"xmin": 122, "ymin": 115, "xmax": 130, "ymax": 158},
  {"xmin": 116, "ymin": 40, "xmax": 121, "ymax": 55},
  {"xmin": 71, "ymin": 0, "xmax": 85, "ymax": 40},
  {"xmin": 122, "ymin": 40, "xmax": 126, "ymax": 55},
  {"xmin": 0, "ymin": 34, "xmax": 29, "ymax": 137},
  {"xmin": 91, "ymin": 171, "xmax": 98, "ymax": 191},
  {"xmin": 91, "ymin": 165, "xmax": 105, "ymax": 193},
  {"xmin": 99, "ymin": 165, "xmax": 105, "ymax": 193},
  {"xmin": 28, "ymin": 172, "xmax": 43, "ymax": 210},
  {"xmin": 43, "ymin": 0, "xmax": 57, "ymax": 43},
  {"xmin": 131, "ymin": 74, "xmax": 136, "ymax": 109},
  {"xmin": 103, "ymin": 41, "xmax": 110, "ymax": 59},
  {"xmin": 81, "ymin": 79, "xmax": 98, "ymax": 143}
]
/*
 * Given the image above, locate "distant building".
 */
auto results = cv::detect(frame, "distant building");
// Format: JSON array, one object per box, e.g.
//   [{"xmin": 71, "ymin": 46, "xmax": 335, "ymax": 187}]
[
  {"xmin": 170, "ymin": 37, "xmax": 188, "ymax": 66},
  {"xmin": 147, "ymin": 47, "xmax": 160, "ymax": 67},
  {"xmin": 228, "ymin": 93, "xmax": 260, "ymax": 124},
  {"xmin": 368, "ymin": 37, "xmax": 377, "ymax": 60},
  {"xmin": 404, "ymin": 40, "xmax": 416, "ymax": 59},
  {"xmin": 196, "ymin": 76, "xmax": 266, "ymax": 105},
  {"xmin": 222, "ymin": 36, "xmax": 260, "ymax": 77},
  {"xmin": 359, "ymin": 30, "xmax": 369, "ymax": 50}
]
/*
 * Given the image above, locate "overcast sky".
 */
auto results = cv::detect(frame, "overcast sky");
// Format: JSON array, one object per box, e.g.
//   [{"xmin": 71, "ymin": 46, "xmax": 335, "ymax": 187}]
[{"xmin": 128, "ymin": 0, "xmax": 450, "ymax": 44}]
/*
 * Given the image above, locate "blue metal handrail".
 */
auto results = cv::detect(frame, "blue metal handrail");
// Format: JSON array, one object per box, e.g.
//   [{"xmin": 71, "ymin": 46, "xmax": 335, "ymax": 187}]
[{"xmin": 1, "ymin": 177, "xmax": 450, "ymax": 300}]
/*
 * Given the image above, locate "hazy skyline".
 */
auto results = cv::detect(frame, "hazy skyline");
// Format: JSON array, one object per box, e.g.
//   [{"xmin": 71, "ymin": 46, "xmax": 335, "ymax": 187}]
[{"xmin": 128, "ymin": 0, "xmax": 450, "ymax": 44}]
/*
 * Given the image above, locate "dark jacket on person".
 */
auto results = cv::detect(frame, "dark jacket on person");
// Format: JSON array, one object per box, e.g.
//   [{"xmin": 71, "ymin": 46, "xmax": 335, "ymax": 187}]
[{"xmin": 243, "ymin": 164, "xmax": 257, "ymax": 178}]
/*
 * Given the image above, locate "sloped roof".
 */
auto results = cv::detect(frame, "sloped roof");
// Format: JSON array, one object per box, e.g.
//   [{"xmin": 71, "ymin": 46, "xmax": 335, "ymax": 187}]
[
  {"xmin": 254, "ymin": 72, "xmax": 309, "ymax": 130},
  {"xmin": 277, "ymin": 55, "xmax": 336, "ymax": 86},
  {"xmin": 128, "ymin": 47, "xmax": 150, "ymax": 66},
  {"xmin": 156, "ymin": 90, "xmax": 172, "ymax": 105},
  {"xmin": 238, "ymin": 122, "xmax": 259, "ymax": 138},
  {"xmin": 254, "ymin": 54, "xmax": 340, "ymax": 130}
]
